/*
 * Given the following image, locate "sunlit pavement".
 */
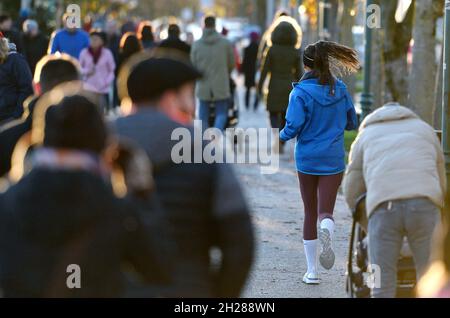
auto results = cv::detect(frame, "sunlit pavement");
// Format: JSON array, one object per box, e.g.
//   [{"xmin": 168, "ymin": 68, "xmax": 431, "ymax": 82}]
[{"xmin": 232, "ymin": 79, "xmax": 351, "ymax": 298}]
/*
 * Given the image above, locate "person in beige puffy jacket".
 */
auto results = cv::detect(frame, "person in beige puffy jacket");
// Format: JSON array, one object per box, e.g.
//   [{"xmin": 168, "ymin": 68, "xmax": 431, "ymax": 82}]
[{"xmin": 343, "ymin": 102, "xmax": 446, "ymax": 298}]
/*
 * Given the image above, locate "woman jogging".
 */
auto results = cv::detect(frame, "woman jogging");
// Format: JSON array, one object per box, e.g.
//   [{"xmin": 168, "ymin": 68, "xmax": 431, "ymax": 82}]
[{"xmin": 280, "ymin": 41, "xmax": 360, "ymax": 285}]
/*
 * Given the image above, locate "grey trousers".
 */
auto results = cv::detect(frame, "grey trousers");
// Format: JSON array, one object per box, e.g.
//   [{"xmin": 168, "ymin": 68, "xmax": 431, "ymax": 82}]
[{"xmin": 368, "ymin": 198, "xmax": 440, "ymax": 298}]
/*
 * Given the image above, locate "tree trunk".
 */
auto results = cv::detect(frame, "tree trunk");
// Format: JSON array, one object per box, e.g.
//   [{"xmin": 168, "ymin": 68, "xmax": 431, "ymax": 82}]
[
  {"xmin": 409, "ymin": 0, "xmax": 444, "ymax": 124},
  {"xmin": 382, "ymin": 0, "xmax": 414, "ymax": 106}
]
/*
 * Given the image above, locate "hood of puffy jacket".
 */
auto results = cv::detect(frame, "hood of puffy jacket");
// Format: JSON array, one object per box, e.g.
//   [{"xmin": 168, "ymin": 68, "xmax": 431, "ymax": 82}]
[
  {"xmin": 360, "ymin": 103, "xmax": 419, "ymax": 129},
  {"xmin": 293, "ymin": 76, "xmax": 348, "ymax": 107},
  {"xmin": 200, "ymin": 29, "xmax": 222, "ymax": 45},
  {"xmin": 5, "ymin": 169, "xmax": 114, "ymax": 245}
]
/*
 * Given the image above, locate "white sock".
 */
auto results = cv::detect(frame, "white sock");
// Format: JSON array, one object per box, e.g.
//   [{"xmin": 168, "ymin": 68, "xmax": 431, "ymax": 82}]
[
  {"xmin": 303, "ymin": 239, "xmax": 318, "ymax": 274},
  {"xmin": 320, "ymin": 218, "xmax": 335, "ymax": 241}
]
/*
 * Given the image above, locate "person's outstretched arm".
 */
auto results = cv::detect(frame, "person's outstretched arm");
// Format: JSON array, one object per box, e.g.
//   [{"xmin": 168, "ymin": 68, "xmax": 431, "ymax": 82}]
[
  {"xmin": 280, "ymin": 91, "xmax": 306, "ymax": 142},
  {"xmin": 212, "ymin": 164, "xmax": 254, "ymax": 298}
]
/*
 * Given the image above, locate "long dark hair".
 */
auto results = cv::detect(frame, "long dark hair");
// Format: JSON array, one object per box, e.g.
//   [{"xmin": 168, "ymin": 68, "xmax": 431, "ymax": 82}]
[{"xmin": 303, "ymin": 41, "xmax": 360, "ymax": 93}]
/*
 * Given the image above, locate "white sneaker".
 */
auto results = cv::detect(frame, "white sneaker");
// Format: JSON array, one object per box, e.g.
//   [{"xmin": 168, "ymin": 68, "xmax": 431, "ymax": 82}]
[
  {"xmin": 303, "ymin": 272, "xmax": 320, "ymax": 285},
  {"xmin": 319, "ymin": 228, "xmax": 335, "ymax": 270}
]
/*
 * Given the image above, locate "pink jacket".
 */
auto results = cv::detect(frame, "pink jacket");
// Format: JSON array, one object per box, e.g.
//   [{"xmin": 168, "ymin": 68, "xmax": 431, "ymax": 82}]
[{"xmin": 79, "ymin": 47, "xmax": 116, "ymax": 94}]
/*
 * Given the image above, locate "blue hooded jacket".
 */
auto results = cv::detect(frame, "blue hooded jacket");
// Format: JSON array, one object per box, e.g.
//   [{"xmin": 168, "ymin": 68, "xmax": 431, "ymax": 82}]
[{"xmin": 280, "ymin": 73, "xmax": 358, "ymax": 175}]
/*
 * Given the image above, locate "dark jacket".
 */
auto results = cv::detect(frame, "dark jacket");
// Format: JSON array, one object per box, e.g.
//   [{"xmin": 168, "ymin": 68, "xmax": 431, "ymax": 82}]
[
  {"xmin": 159, "ymin": 36, "xmax": 191, "ymax": 55},
  {"xmin": 0, "ymin": 52, "xmax": 33, "ymax": 122},
  {"xmin": 0, "ymin": 168, "xmax": 171, "ymax": 297},
  {"xmin": 22, "ymin": 33, "xmax": 49, "ymax": 75},
  {"xmin": 0, "ymin": 97, "xmax": 36, "ymax": 178},
  {"xmin": 241, "ymin": 41, "xmax": 259, "ymax": 88},
  {"xmin": 258, "ymin": 22, "xmax": 302, "ymax": 113},
  {"xmin": 114, "ymin": 108, "xmax": 254, "ymax": 297}
]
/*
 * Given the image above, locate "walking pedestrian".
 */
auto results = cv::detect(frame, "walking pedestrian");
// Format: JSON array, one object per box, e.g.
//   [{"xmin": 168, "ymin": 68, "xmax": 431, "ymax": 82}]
[
  {"xmin": 159, "ymin": 24, "xmax": 191, "ymax": 56},
  {"xmin": 241, "ymin": 31, "xmax": 260, "ymax": 111},
  {"xmin": 280, "ymin": 40, "xmax": 360, "ymax": 284},
  {"xmin": 22, "ymin": 19, "xmax": 49, "ymax": 75},
  {"xmin": 417, "ymin": 212, "xmax": 450, "ymax": 298},
  {"xmin": 79, "ymin": 30, "xmax": 116, "ymax": 112},
  {"xmin": 0, "ymin": 54, "xmax": 81, "ymax": 178},
  {"xmin": 0, "ymin": 88, "xmax": 171, "ymax": 297},
  {"xmin": 191, "ymin": 15, "xmax": 235, "ymax": 131},
  {"xmin": 0, "ymin": 35, "xmax": 33, "ymax": 125},
  {"xmin": 258, "ymin": 16, "xmax": 303, "ymax": 153},
  {"xmin": 114, "ymin": 56, "xmax": 254, "ymax": 297},
  {"xmin": 138, "ymin": 21, "xmax": 156, "ymax": 50},
  {"xmin": 49, "ymin": 13, "xmax": 90, "ymax": 59},
  {"xmin": 344, "ymin": 102, "xmax": 445, "ymax": 298}
]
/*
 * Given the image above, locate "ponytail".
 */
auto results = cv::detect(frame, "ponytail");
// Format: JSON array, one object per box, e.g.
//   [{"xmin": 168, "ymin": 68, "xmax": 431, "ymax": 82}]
[{"xmin": 303, "ymin": 41, "xmax": 360, "ymax": 94}]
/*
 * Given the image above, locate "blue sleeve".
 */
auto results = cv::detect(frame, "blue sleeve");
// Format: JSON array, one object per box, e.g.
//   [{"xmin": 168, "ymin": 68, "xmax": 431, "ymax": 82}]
[
  {"xmin": 345, "ymin": 91, "xmax": 358, "ymax": 131},
  {"xmin": 280, "ymin": 91, "xmax": 306, "ymax": 142}
]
